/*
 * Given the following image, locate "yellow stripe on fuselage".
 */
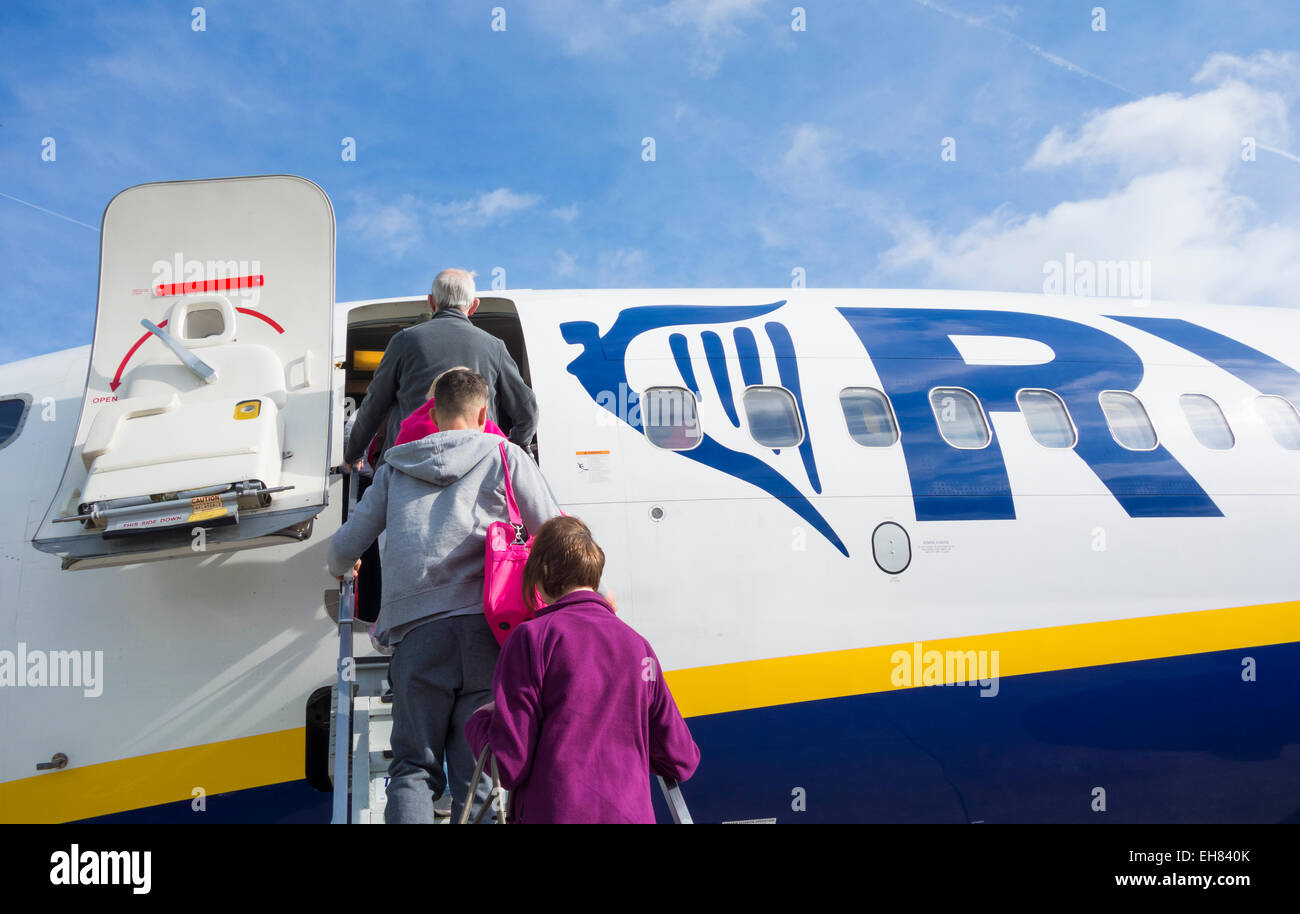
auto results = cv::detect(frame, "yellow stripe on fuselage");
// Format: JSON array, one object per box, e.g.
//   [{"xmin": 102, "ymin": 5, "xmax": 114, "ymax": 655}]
[
  {"xmin": 663, "ymin": 599, "xmax": 1300, "ymax": 717},
  {"xmin": 4, "ymin": 599, "xmax": 1297, "ymax": 822},
  {"xmin": 0, "ymin": 728, "xmax": 303, "ymax": 824}
]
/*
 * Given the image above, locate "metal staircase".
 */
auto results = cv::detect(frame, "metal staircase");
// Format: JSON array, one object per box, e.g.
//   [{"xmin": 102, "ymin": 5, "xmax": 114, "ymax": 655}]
[
  {"xmin": 328, "ymin": 654, "xmax": 397, "ymax": 824},
  {"xmin": 326, "ymin": 470, "xmax": 405, "ymax": 824}
]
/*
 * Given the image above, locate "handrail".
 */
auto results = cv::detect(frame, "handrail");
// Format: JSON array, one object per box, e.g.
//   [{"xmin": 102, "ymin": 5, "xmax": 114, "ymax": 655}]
[
  {"xmin": 330, "ymin": 468, "xmax": 357, "ymax": 824},
  {"xmin": 458, "ymin": 746, "xmax": 509, "ymax": 824},
  {"xmin": 657, "ymin": 776, "xmax": 693, "ymax": 824}
]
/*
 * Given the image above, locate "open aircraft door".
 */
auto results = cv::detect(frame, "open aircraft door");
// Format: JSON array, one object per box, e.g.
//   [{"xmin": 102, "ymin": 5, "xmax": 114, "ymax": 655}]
[{"xmin": 34, "ymin": 175, "xmax": 339, "ymax": 570}]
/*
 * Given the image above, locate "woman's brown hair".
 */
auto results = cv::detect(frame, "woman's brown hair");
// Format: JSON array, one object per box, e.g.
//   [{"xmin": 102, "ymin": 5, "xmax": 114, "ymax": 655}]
[{"xmin": 522, "ymin": 516, "xmax": 605, "ymax": 613}]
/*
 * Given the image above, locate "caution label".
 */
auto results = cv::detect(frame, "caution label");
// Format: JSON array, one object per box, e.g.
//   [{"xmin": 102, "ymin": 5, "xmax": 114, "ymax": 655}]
[{"xmin": 188, "ymin": 494, "xmax": 228, "ymax": 523}]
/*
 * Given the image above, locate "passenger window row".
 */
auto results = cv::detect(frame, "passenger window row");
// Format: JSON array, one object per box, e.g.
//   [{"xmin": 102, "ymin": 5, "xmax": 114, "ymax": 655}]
[
  {"xmin": 915, "ymin": 388, "xmax": 1300, "ymax": 453},
  {"xmin": 642, "ymin": 385, "xmax": 804, "ymax": 451},
  {"xmin": 5, "ymin": 381, "xmax": 1299, "ymax": 457},
  {"xmin": 638, "ymin": 385, "xmax": 1300, "ymax": 454}
]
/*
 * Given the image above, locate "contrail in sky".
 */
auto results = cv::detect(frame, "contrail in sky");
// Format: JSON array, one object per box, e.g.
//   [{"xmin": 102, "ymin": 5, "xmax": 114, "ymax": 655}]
[
  {"xmin": 1259, "ymin": 144, "xmax": 1300, "ymax": 165},
  {"xmin": 0, "ymin": 190, "xmax": 99, "ymax": 231},
  {"xmin": 908, "ymin": 0, "xmax": 1134, "ymax": 96}
]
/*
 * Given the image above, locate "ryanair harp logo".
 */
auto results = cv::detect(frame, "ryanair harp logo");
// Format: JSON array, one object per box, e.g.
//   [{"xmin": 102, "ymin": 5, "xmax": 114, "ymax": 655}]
[{"xmin": 560, "ymin": 302, "xmax": 849, "ymax": 557}]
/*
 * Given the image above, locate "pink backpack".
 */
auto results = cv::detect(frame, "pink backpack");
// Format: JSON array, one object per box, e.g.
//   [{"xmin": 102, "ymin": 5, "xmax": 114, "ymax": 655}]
[{"xmin": 483, "ymin": 441, "xmax": 539, "ymax": 645}]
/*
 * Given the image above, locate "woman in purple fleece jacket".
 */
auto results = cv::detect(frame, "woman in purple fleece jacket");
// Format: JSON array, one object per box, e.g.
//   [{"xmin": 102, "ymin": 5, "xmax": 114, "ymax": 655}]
[{"xmin": 465, "ymin": 516, "xmax": 700, "ymax": 823}]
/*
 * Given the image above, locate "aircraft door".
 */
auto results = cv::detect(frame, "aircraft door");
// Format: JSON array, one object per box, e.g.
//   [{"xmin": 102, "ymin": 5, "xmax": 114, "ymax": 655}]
[{"xmin": 33, "ymin": 175, "xmax": 338, "ymax": 569}]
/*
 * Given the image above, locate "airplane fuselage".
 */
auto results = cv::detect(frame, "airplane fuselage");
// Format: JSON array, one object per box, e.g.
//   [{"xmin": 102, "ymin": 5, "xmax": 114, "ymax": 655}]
[{"xmin": 3, "ymin": 288, "xmax": 1299, "ymax": 823}]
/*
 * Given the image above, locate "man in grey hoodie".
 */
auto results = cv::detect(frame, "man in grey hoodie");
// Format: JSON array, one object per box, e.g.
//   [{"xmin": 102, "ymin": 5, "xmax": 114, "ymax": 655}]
[{"xmin": 327, "ymin": 368, "xmax": 562, "ymax": 824}]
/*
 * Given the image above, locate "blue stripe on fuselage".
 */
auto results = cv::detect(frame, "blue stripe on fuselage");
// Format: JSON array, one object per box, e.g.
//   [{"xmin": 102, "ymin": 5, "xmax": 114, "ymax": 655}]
[
  {"xmin": 661, "ymin": 640, "xmax": 1300, "ymax": 823},
  {"xmin": 74, "ymin": 778, "xmax": 332, "ymax": 824}
]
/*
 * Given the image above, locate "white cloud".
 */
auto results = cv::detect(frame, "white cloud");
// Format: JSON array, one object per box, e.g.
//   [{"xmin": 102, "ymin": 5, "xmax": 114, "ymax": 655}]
[
  {"xmin": 347, "ymin": 187, "xmax": 542, "ymax": 256},
  {"xmin": 346, "ymin": 194, "xmax": 423, "ymax": 256},
  {"xmin": 594, "ymin": 248, "xmax": 648, "ymax": 286},
  {"xmin": 880, "ymin": 53, "xmax": 1300, "ymax": 308},
  {"xmin": 1028, "ymin": 83, "xmax": 1288, "ymax": 176},
  {"xmin": 528, "ymin": 0, "xmax": 764, "ymax": 75},
  {"xmin": 532, "ymin": 0, "xmax": 644, "ymax": 56},
  {"xmin": 434, "ymin": 187, "xmax": 541, "ymax": 225},
  {"xmin": 755, "ymin": 123, "xmax": 894, "ymax": 251},
  {"xmin": 780, "ymin": 123, "xmax": 843, "ymax": 175},
  {"xmin": 555, "ymin": 248, "xmax": 579, "ymax": 278},
  {"xmin": 662, "ymin": 0, "xmax": 763, "ymax": 36},
  {"xmin": 662, "ymin": 0, "xmax": 764, "ymax": 74},
  {"xmin": 1194, "ymin": 50, "xmax": 1300, "ymax": 92},
  {"xmin": 551, "ymin": 203, "xmax": 580, "ymax": 223}
]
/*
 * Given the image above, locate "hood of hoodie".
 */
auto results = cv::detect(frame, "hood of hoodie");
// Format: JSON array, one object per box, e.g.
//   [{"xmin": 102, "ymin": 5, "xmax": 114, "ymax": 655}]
[{"xmin": 382, "ymin": 429, "xmax": 503, "ymax": 486}]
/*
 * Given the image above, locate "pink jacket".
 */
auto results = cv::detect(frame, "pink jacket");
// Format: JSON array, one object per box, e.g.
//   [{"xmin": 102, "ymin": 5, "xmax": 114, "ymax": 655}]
[
  {"xmin": 465, "ymin": 590, "xmax": 700, "ymax": 823},
  {"xmin": 393, "ymin": 396, "xmax": 506, "ymax": 446}
]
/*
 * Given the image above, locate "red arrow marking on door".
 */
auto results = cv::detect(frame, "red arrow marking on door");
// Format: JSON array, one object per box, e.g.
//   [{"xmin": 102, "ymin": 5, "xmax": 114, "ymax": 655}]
[
  {"xmin": 111, "ymin": 320, "xmax": 167, "ymax": 392},
  {"xmin": 235, "ymin": 307, "xmax": 285, "ymax": 334},
  {"xmin": 109, "ymin": 310, "xmax": 285, "ymax": 391}
]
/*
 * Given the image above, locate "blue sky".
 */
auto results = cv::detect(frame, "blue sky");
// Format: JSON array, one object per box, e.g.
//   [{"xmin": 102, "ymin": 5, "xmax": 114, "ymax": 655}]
[{"xmin": 1, "ymin": 0, "xmax": 1298, "ymax": 362}]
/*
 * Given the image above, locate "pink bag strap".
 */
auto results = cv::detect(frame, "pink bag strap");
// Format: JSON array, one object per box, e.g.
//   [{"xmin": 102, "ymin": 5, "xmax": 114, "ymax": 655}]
[{"xmin": 499, "ymin": 441, "xmax": 524, "ymax": 534}]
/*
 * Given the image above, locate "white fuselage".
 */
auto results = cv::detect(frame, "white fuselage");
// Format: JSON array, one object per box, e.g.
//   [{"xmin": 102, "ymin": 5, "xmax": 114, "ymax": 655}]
[{"xmin": 3, "ymin": 288, "xmax": 1299, "ymax": 823}]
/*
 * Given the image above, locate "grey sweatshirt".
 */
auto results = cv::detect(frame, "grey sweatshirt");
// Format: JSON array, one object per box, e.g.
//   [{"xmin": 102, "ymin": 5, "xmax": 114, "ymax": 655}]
[{"xmin": 327, "ymin": 430, "xmax": 562, "ymax": 648}]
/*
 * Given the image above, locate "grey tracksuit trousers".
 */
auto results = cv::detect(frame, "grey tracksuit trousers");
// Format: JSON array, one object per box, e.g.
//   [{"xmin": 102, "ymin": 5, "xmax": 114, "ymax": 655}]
[{"xmin": 384, "ymin": 614, "xmax": 501, "ymax": 824}]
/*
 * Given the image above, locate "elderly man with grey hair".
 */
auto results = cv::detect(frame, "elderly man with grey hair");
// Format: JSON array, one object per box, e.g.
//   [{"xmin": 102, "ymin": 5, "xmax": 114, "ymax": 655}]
[{"xmin": 344, "ymin": 268, "xmax": 539, "ymax": 468}]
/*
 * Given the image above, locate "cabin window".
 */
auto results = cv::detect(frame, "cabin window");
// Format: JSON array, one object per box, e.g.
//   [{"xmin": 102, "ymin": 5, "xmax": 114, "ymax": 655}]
[
  {"xmin": 1255, "ymin": 395, "xmax": 1300, "ymax": 451},
  {"xmin": 1179, "ymin": 394, "xmax": 1234, "ymax": 450},
  {"xmin": 742, "ymin": 386, "xmax": 803, "ymax": 448},
  {"xmin": 929, "ymin": 388, "xmax": 990, "ymax": 449},
  {"xmin": 642, "ymin": 387, "xmax": 702, "ymax": 450},
  {"xmin": 840, "ymin": 387, "xmax": 899, "ymax": 447},
  {"xmin": 0, "ymin": 396, "xmax": 31, "ymax": 452},
  {"xmin": 1016, "ymin": 389, "xmax": 1076, "ymax": 448},
  {"xmin": 1099, "ymin": 391, "xmax": 1157, "ymax": 450}
]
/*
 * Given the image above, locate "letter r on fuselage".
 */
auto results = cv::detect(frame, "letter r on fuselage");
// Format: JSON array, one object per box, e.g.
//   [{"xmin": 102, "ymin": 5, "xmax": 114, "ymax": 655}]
[{"xmin": 836, "ymin": 307, "xmax": 1221, "ymax": 521}]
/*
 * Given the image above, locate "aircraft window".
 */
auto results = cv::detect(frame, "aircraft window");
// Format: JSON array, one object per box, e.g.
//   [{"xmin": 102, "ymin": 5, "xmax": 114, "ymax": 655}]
[
  {"xmin": 929, "ymin": 388, "xmax": 990, "ymax": 449},
  {"xmin": 840, "ymin": 388, "xmax": 899, "ymax": 447},
  {"xmin": 1016, "ymin": 389, "xmax": 1076, "ymax": 448},
  {"xmin": 642, "ymin": 387, "xmax": 702, "ymax": 450},
  {"xmin": 1099, "ymin": 391, "xmax": 1158, "ymax": 450},
  {"xmin": 743, "ymin": 386, "xmax": 803, "ymax": 448},
  {"xmin": 1255, "ymin": 395, "xmax": 1300, "ymax": 451},
  {"xmin": 0, "ymin": 396, "xmax": 31, "ymax": 452},
  {"xmin": 1179, "ymin": 394, "xmax": 1234, "ymax": 450}
]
